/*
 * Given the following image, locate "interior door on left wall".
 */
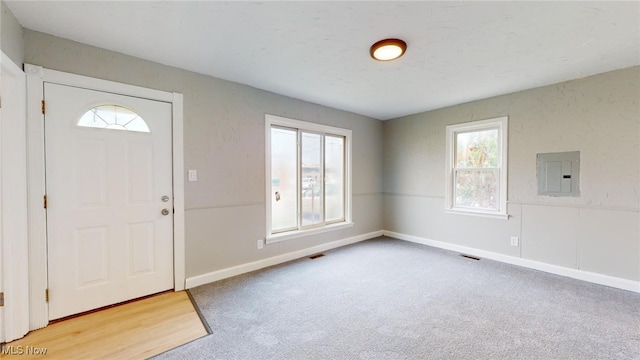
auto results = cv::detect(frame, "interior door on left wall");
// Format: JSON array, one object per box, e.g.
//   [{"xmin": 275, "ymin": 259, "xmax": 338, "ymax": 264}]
[{"xmin": 45, "ymin": 83, "xmax": 174, "ymax": 320}]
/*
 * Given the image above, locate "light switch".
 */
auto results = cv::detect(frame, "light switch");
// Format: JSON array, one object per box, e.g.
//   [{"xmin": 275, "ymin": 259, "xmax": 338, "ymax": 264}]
[{"xmin": 188, "ymin": 170, "xmax": 198, "ymax": 182}]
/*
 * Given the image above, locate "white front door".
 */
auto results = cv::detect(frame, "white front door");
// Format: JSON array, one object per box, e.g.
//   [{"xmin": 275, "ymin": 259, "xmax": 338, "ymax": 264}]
[{"xmin": 45, "ymin": 83, "xmax": 174, "ymax": 320}]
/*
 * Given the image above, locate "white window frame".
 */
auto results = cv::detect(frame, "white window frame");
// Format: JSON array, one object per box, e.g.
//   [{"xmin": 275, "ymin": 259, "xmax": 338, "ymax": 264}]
[
  {"xmin": 265, "ymin": 114, "xmax": 353, "ymax": 243},
  {"xmin": 445, "ymin": 116, "xmax": 508, "ymax": 219}
]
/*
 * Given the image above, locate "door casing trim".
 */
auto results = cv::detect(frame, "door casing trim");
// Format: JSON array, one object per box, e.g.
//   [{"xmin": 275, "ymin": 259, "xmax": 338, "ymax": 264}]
[
  {"xmin": 25, "ymin": 64, "xmax": 185, "ymax": 331},
  {"xmin": 1, "ymin": 52, "xmax": 30, "ymax": 342}
]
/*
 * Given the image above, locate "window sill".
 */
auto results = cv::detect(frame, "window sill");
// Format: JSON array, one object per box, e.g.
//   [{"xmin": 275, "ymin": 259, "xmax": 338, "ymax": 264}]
[
  {"xmin": 266, "ymin": 222, "xmax": 354, "ymax": 244},
  {"xmin": 445, "ymin": 209, "xmax": 509, "ymax": 220}
]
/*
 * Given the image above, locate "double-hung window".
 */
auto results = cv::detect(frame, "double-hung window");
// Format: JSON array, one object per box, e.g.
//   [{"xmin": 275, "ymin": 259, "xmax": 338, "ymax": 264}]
[
  {"xmin": 266, "ymin": 115, "xmax": 352, "ymax": 242},
  {"xmin": 445, "ymin": 116, "xmax": 508, "ymax": 219}
]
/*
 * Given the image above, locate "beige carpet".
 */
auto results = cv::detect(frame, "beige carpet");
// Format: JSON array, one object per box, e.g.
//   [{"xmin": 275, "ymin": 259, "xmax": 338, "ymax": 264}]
[{"xmin": 155, "ymin": 237, "xmax": 639, "ymax": 359}]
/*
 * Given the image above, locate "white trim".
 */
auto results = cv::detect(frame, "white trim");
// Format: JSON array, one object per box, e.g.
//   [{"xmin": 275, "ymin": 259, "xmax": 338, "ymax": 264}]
[
  {"xmin": 25, "ymin": 64, "xmax": 186, "ymax": 330},
  {"xmin": 445, "ymin": 116, "xmax": 508, "ymax": 218},
  {"xmin": 444, "ymin": 209, "xmax": 509, "ymax": 220},
  {"xmin": 1, "ymin": 52, "xmax": 30, "ymax": 342},
  {"xmin": 186, "ymin": 230, "xmax": 383, "ymax": 289},
  {"xmin": 171, "ymin": 93, "xmax": 185, "ymax": 291},
  {"xmin": 266, "ymin": 114, "xmax": 353, "ymax": 138},
  {"xmin": 383, "ymin": 230, "xmax": 640, "ymax": 293},
  {"xmin": 190, "ymin": 228, "xmax": 640, "ymax": 293},
  {"xmin": 35, "ymin": 68, "xmax": 173, "ymax": 103},
  {"xmin": 25, "ymin": 65, "xmax": 48, "ymax": 330},
  {"xmin": 0, "ymin": 75, "xmax": 3, "ymax": 342},
  {"xmin": 265, "ymin": 119, "xmax": 272, "ymax": 236},
  {"xmin": 266, "ymin": 222, "xmax": 354, "ymax": 244},
  {"xmin": 265, "ymin": 114, "xmax": 353, "ymax": 240}
]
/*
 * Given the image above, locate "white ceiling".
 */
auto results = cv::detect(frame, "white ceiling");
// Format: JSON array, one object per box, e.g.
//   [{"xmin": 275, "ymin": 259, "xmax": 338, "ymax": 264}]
[{"xmin": 7, "ymin": 1, "xmax": 640, "ymax": 120}]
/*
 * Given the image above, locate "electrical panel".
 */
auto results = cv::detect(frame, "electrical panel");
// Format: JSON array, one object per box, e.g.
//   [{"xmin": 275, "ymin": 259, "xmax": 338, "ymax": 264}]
[{"xmin": 537, "ymin": 151, "xmax": 580, "ymax": 197}]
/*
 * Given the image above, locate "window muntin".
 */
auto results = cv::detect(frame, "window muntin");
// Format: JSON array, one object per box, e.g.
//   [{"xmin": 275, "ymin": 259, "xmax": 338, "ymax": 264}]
[
  {"xmin": 300, "ymin": 132, "xmax": 324, "ymax": 228},
  {"xmin": 445, "ymin": 117, "xmax": 508, "ymax": 218},
  {"xmin": 78, "ymin": 105, "xmax": 150, "ymax": 133},
  {"xmin": 266, "ymin": 115, "xmax": 351, "ymax": 239}
]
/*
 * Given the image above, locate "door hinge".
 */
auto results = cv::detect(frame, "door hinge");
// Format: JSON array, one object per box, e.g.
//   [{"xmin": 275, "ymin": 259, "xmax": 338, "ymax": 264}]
[
  {"xmin": 41, "ymin": 100, "xmax": 45, "ymax": 115},
  {"xmin": 44, "ymin": 195, "xmax": 47, "ymax": 209},
  {"xmin": 0, "ymin": 292, "xmax": 4, "ymax": 307},
  {"xmin": 45, "ymin": 289, "xmax": 49, "ymax": 302}
]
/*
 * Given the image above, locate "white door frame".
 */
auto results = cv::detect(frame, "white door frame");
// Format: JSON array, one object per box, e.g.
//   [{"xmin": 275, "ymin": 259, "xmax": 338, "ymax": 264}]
[
  {"xmin": 1, "ymin": 52, "xmax": 30, "ymax": 342},
  {"xmin": 25, "ymin": 64, "xmax": 185, "ymax": 331}
]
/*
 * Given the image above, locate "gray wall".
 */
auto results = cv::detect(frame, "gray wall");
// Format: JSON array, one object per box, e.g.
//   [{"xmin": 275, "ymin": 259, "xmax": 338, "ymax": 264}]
[
  {"xmin": 1, "ymin": 0, "xmax": 23, "ymax": 65},
  {"xmin": 23, "ymin": 29, "xmax": 384, "ymax": 279},
  {"xmin": 17, "ymin": 26, "xmax": 640, "ymax": 284},
  {"xmin": 384, "ymin": 66, "xmax": 640, "ymax": 282}
]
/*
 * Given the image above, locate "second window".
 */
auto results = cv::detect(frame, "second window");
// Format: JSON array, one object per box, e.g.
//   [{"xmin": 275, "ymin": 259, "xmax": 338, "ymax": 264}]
[{"xmin": 268, "ymin": 115, "xmax": 351, "ymax": 238}]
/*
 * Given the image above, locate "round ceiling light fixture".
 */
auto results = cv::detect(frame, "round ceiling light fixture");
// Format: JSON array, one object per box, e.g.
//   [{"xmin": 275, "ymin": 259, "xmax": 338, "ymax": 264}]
[{"xmin": 370, "ymin": 38, "xmax": 407, "ymax": 61}]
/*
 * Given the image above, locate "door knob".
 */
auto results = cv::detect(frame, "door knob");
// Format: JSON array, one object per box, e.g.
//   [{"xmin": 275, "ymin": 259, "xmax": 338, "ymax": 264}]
[{"xmin": 161, "ymin": 208, "xmax": 170, "ymax": 216}]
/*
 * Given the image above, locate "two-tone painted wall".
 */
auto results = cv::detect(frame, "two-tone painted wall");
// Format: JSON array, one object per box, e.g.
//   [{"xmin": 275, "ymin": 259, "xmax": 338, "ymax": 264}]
[
  {"xmin": 384, "ymin": 66, "xmax": 639, "ymax": 284},
  {"xmin": 3, "ymin": 2, "xmax": 638, "ymax": 289},
  {"xmin": 22, "ymin": 29, "xmax": 385, "ymax": 283}
]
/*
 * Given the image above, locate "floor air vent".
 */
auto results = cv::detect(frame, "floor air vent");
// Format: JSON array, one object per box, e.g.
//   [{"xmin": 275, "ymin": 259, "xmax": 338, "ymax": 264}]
[
  {"xmin": 309, "ymin": 253, "xmax": 325, "ymax": 260},
  {"xmin": 460, "ymin": 254, "xmax": 481, "ymax": 261}
]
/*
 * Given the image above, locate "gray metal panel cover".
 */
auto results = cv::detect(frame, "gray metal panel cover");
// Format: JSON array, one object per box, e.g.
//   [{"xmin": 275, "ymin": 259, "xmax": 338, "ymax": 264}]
[{"xmin": 537, "ymin": 151, "xmax": 580, "ymax": 197}]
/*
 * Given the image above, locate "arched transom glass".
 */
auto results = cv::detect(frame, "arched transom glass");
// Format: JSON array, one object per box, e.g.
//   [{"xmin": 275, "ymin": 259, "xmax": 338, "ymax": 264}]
[{"xmin": 78, "ymin": 105, "xmax": 150, "ymax": 133}]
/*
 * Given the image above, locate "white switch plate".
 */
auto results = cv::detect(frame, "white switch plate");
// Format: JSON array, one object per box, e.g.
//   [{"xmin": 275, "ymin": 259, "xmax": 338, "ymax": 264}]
[
  {"xmin": 257, "ymin": 239, "xmax": 264, "ymax": 250},
  {"xmin": 510, "ymin": 236, "xmax": 519, "ymax": 247},
  {"xmin": 188, "ymin": 170, "xmax": 197, "ymax": 181}
]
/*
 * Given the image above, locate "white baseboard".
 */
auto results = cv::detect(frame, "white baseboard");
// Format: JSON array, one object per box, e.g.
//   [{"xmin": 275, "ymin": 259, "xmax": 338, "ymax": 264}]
[
  {"xmin": 185, "ymin": 229, "xmax": 639, "ymax": 293},
  {"xmin": 383, "ymin": 230, "xmax": 640, "ymax": 293},
  {"xmin": 186, "ymin": 230, "xmax": 384, "ymax": 289}
]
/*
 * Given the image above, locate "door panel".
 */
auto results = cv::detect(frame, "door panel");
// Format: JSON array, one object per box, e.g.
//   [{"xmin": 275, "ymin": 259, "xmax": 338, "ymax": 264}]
[{"xmin": 45, "ymin": 83, "xmax": 174, "ymax": 320}]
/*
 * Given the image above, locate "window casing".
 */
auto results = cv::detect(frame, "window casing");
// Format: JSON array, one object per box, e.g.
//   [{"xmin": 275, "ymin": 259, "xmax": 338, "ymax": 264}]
[
  {"xmin": 445, "ymin": 117, "xmax": 508, "ymax": 219},
  {"xmin": 266, "ymin": 115, "xmax": 352, "ymax": 242}
]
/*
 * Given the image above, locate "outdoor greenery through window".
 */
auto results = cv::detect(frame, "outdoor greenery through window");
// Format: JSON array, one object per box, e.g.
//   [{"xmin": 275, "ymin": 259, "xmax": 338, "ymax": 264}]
[
  {"xmin": 445, "ymin": 117, "xmax": 508, "ymax": 218},
  {"xmin": 267, "ymin": 115, "xmax": 352, "ymax": 240},
  {"xmin": 455, "ymin": 129, "xmax": 499, "ymax": 209}
]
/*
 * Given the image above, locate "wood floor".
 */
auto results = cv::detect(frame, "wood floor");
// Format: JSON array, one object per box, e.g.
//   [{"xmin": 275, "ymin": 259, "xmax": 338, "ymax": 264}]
[{"xmin": 1, "ymin": 291, "xmax": 208, "ymax": 360}]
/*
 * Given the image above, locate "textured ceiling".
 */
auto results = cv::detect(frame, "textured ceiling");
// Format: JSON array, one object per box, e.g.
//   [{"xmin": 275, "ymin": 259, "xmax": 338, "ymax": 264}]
[{"xmin": 6, "ymin": 1, "xmax": 640, "ymax": 120}]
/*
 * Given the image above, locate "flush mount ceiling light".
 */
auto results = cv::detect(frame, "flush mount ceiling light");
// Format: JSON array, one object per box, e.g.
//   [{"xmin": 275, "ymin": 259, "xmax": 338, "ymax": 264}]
[{"xmin": 370, "ymin": 38, "xmax": 407, "ymax": 61}]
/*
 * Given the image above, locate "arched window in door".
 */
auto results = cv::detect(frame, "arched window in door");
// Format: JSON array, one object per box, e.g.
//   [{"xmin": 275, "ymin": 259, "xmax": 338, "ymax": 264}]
[{"xmin": 78, "ymin": 105, "xmax": 150, "ymax": 133}]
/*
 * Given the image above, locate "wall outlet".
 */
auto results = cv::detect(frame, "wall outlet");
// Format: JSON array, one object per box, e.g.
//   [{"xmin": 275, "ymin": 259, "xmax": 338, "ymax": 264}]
[
  {"xmin": 188, "ymin": 169, "xmax": 198, "ymax": 182},
  {"xmin": 510, "ymin": 236, "xmax": 519, "ymax": 247},
  {"xmin": 257, "ymin": 239, "xmax": 264, "ymax": 250}
]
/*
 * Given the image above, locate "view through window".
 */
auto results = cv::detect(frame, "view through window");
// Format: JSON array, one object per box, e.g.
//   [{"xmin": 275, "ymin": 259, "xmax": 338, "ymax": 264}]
[
  {"xmin": 445, "ymin": 117, "xmax": 508, "ymax": 218},
  {"xmin": 267, "ymin": 115, "xmax": 351, "ymax": 238}
]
